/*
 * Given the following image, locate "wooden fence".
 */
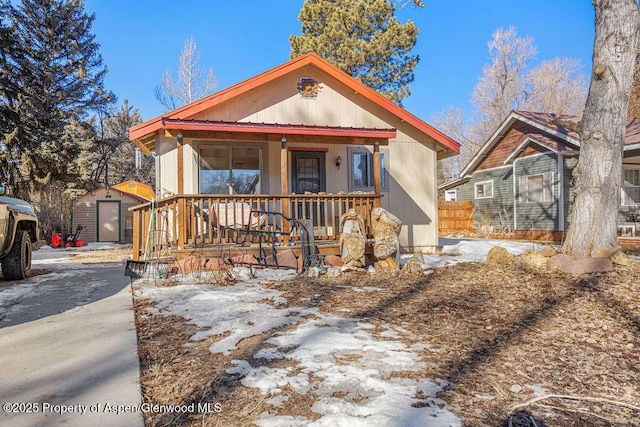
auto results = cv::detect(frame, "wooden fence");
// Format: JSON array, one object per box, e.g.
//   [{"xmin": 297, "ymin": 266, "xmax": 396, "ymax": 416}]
[{"xmin": 438, "ymin": 201, "xmax": 473, "ymax": 235}]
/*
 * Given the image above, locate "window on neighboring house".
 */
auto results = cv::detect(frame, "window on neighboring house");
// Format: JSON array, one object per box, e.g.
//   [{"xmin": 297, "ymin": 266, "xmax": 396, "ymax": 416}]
[
  {"xmin": 519, "ymin": 172, "xmax": 553, "ymax": 203},
  {"xmin": 199, "ymin": 146, "xmax": 262, "ymax": 194},
  {"xmin": 622, "ymin": 169, "xmax": 640, "ymax": 206},
  {"xmin": 348, "ymin": 147, "xmax": 388, "ymax": 192},
  {"xmin": 444, "ymin": 189, "xmax": 457, "ymax": 201},
  {"xmin": 474, "ymin": 180, "xmax": 493, "ymax": 199}
]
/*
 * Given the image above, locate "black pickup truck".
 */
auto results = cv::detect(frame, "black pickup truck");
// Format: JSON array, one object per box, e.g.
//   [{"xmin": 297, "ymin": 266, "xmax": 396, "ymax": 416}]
[{"xmin": 0, "ymin": 185, "xmax": 40, "ymax": 280}]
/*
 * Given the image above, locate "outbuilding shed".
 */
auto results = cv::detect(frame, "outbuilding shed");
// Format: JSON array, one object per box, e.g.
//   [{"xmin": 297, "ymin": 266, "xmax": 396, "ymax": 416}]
[{"xmin": 72, "ymin": 181, "xmax": 154, "ymax": 244}]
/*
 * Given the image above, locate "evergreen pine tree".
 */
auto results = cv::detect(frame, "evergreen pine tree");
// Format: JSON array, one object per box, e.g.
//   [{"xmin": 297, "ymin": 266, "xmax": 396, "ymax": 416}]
[
  {"xmin": 7, "ymin": 0, "xmax": 114, "ymax": 188},
  {"xmin": 290, "ymin": 0, "xmax": 419, "ymax": 104},
  {"xmin": 0, "ymin": 0, "xmax": 30, "ymax": 198}
]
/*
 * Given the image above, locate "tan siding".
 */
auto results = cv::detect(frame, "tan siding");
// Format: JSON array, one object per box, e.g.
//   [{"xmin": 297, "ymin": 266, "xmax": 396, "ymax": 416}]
[
  {"xmin": 262, "ymin": 135, "xmax": 439, "ymax": 250},
  {"xmin": 193, "ymin": 71, "xmax": 394, "ymax": 130},
  {"xmin": 72, "ymin": 199, "xmax": 97, "ymax": 243},
  {"xmin": 72, "ymin": 188, "xmax": 144, "ymax": 243},
  {"xmin": 385, "ymin": 133, "xmax": 439, "ymax": 251},
  {"xmin": 154, "ymin": 68, "xmax": 443, "ymax": 251},
  {"xmin": 157, "ymin": 137, "xmax": 178, "ymax": 196},
  {"xmin": 184, "ymin": 141, "xmax": 197, "ymax": 194}
]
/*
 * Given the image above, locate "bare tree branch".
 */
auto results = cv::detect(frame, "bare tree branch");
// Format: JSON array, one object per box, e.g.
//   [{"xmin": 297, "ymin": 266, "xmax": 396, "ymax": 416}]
[{"xmin": 155, "ymin": 37, "xmax": 218, "ymax": 111}]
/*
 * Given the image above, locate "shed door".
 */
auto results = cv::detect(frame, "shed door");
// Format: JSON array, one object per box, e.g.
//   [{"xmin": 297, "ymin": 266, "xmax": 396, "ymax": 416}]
[{"xmin": 97, "ymin": 201, "xmax": 120, "ymax": 242}]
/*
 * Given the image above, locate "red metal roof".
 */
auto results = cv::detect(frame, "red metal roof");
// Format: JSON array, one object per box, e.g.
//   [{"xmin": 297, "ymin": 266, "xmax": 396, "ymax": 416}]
[{"xmin": 129, "ymin": 52, "xmax": 460, "ymax": 155}]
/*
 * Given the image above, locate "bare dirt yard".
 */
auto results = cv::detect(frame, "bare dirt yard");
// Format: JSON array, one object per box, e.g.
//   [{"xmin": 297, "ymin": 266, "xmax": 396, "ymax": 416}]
[{"xmin": 133, "ymin": 259, "xmax": 640, "ymax": 426}]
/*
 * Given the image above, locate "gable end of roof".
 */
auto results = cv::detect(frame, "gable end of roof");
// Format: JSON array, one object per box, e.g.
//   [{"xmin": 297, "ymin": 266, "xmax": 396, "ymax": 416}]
[{"xmin": 129, "ymin": 52, "xmax": 460, "ymax": 156}]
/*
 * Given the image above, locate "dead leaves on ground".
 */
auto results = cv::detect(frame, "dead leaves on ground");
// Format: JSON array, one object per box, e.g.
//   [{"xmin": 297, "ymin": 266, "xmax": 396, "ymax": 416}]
[{"xmin": 135, "ymin": 262, "xmax": 640, "ymax": 426}]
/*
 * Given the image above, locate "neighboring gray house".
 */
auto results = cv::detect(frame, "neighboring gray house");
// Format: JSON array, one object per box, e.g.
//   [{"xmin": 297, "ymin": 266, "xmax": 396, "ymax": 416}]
[{"xmin": 440, "ymin": 111, "xmax": 640, "ymax": 241}]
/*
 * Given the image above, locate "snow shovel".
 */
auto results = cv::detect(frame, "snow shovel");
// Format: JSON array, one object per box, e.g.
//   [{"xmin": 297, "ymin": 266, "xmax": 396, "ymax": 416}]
[{"xmin": 124, "ymin": 260, "xmax": 148, "ymax": 283}]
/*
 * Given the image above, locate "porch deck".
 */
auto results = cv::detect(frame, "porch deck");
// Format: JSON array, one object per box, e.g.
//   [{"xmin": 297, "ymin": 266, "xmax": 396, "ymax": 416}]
[{"xmin": 130, "ymin": 193, "xmax": 381, "ymax": 261}]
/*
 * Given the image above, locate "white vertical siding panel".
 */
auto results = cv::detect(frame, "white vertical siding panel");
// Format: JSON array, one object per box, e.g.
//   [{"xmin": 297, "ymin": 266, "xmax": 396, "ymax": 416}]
[
  {"xmin": 157, "ymin": 136, "xmax": 178, "ymax": 196},
  {"xmin": 184, "ymin": 141, "xmax": 197, "ymax": 194},
  {"xmin": 386, "ymin": 133, "xmax": 439, "ymax": 252}
]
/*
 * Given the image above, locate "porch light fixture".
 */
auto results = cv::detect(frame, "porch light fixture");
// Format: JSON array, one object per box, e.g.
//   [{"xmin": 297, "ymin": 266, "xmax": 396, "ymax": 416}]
[
  {"xmin": 281, "ymin": 136, "xmax": 287, "ymax": 146},
  {"xmin": 335, "ymin": 156, "xmax": 342, "ymax": 169}
]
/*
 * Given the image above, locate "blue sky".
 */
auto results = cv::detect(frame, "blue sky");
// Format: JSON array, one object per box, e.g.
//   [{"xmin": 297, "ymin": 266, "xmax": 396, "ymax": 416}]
[{"xmin": 84, "ymin": 1, "xmax": 595, "ymax": 123}]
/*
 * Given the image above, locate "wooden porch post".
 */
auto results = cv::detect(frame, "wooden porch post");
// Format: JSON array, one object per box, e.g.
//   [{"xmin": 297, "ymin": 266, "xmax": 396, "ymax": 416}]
[
  {"xmin": 177, "ymin": 197, "xmax": 186, "ymax": 249},
  {"xmin": 132, "ymin": 209, "xmax": 141, "ymax": 261},
  {"xmin": 280, "ymin": 137, "xmax": 290, "ymax": 245},
  {"xmin": 177, "ymin": 133, "xmax": 184, "ymax": 195},
  {"xmin": 373, "ymin": 141, "xmax": 381, "ymax": 208}
]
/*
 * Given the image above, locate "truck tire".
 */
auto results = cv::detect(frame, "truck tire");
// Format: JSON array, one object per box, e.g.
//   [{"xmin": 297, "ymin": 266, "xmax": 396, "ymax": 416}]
[{"xmin": 2, "ymin": 230, "xmax": 32, "ymax": 280}]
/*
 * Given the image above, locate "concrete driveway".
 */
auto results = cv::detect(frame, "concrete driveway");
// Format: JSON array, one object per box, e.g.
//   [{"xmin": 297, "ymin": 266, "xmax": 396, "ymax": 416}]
[{"xmin": 0, "ymin": 246, "xmax": 143, "ymax": 427}]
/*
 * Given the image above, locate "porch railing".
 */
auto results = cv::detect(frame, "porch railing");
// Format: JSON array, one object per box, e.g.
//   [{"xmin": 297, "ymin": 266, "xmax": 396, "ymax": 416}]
[{"xmin": 130, "ymin": 193, "xmax": 380, "ymax": 260}]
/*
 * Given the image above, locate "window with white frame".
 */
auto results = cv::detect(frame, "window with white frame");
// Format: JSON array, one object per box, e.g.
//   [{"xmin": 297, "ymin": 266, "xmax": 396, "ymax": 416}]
[
  {"xmin": 474, "ymin": 180, "xmax": 493, "ymax": 199},
  {"xmin": 348, "ymin": 147, "xmax": 388, "ymax": 192},
  {"xmin": 519, "ymin": 172, "xmax": 553, "ymax": 203},
  {"xmin": 444, "ymin": 189, "xmax": 457, "ymax": 201},
  {"xmin": 622, "ymin": 169, "xmax": 640, "ymax": 206}
]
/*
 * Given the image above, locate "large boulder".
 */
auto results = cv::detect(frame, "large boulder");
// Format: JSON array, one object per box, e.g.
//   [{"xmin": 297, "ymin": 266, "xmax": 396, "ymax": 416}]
[
  {"xmin": 402, "ymin": 256, "xmax": 423, "ymax": 277},
  {"xmin": 547, "ymin": 253, "xmax": 574, "ymax": 271},
  {"xmin": 264, "ymin": 249, "xmax": 298, "ymax": 269},
  {"xmin": 485, "ymin": 246, "xmax": 515, "ymax": 266},
  {"xmin": 371, "ymin": 207, "xmax": 402, "ymax": 235},
  {"xmin": 340, "ymin": 209, "xmax": 366, "ymax": 268},
  {"xmin": 611, "ymin": 251, "xmax": 634, "ymax": 266},
  {"xmin": 537, "ymin": 246, "xmax": 558, "ymax": 257},
  {"xmin": 325, "ymin": 255, "xmax": 344, "ymax": 267},
  {"xmin": 371, "ymin": 207, "xmax": 402, "ymax": 260},
  {"xmin": 561, "ymin": 257, "xmax": 614, "ymax": 275},
  {"xmin": 518, "ymin": 249, "xmax": 551, "ymax": 271},
  {"xmin": 174, "ymin": 255, "xmax": 206, "ymax": 274},
  {"xmin": 547, "ymin": 253, "xmax": 614, "ymax": 275},
  {"xmin": 592, "ymin": 246, "xmax": 621, "ymax": 258},
  {"xmin": 205, "ymin": 257, "xmax": 228, "ymax": 270}
]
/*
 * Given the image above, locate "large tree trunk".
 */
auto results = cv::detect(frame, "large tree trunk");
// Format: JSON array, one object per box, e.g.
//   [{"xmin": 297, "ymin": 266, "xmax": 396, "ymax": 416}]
[{"xmin": 562, "ymin": 0, "xmax": 640, "ymax": 257}]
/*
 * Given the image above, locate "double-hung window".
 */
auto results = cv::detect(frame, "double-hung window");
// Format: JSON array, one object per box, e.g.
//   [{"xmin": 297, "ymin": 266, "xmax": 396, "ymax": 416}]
[
  {"xmin": 622, "ymin": 169, "xmax": 640, "ymax": 206},
  {"xmin": 474, "ymin": 180, "xmax": 493, "ymax": 199},
  {"xmin": 519, "ymin": 172, "xmax": 553, "ymax": 203},
  {"xmin": 348, "ymin": 147, "xmax": 387, "ymax": 192}
]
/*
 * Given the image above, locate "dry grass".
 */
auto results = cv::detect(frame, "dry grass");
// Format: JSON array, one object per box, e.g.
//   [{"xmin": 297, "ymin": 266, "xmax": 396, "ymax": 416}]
[
  {"xmin": 68, "ymin": 247, "xmax": 132, "ymax": 264},
  {"xmin": 134, "ymin": 261, "xmax": 640, "ymax": 426}
]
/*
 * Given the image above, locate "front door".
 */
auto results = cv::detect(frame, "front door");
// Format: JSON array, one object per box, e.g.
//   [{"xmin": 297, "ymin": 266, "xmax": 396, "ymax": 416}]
[
  {"xmin": 291, "ymin": 151, "xmax": 326, "ymax": 194},
  {"xmin": 97, "ymin": 201, "xmax": 120, "ymax": 242}
]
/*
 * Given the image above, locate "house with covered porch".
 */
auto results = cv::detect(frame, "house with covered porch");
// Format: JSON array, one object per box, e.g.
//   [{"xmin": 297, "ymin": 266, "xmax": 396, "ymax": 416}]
[{"xmin": 128, "ymin": 52, "xmax": 460, "ymax": 261}]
